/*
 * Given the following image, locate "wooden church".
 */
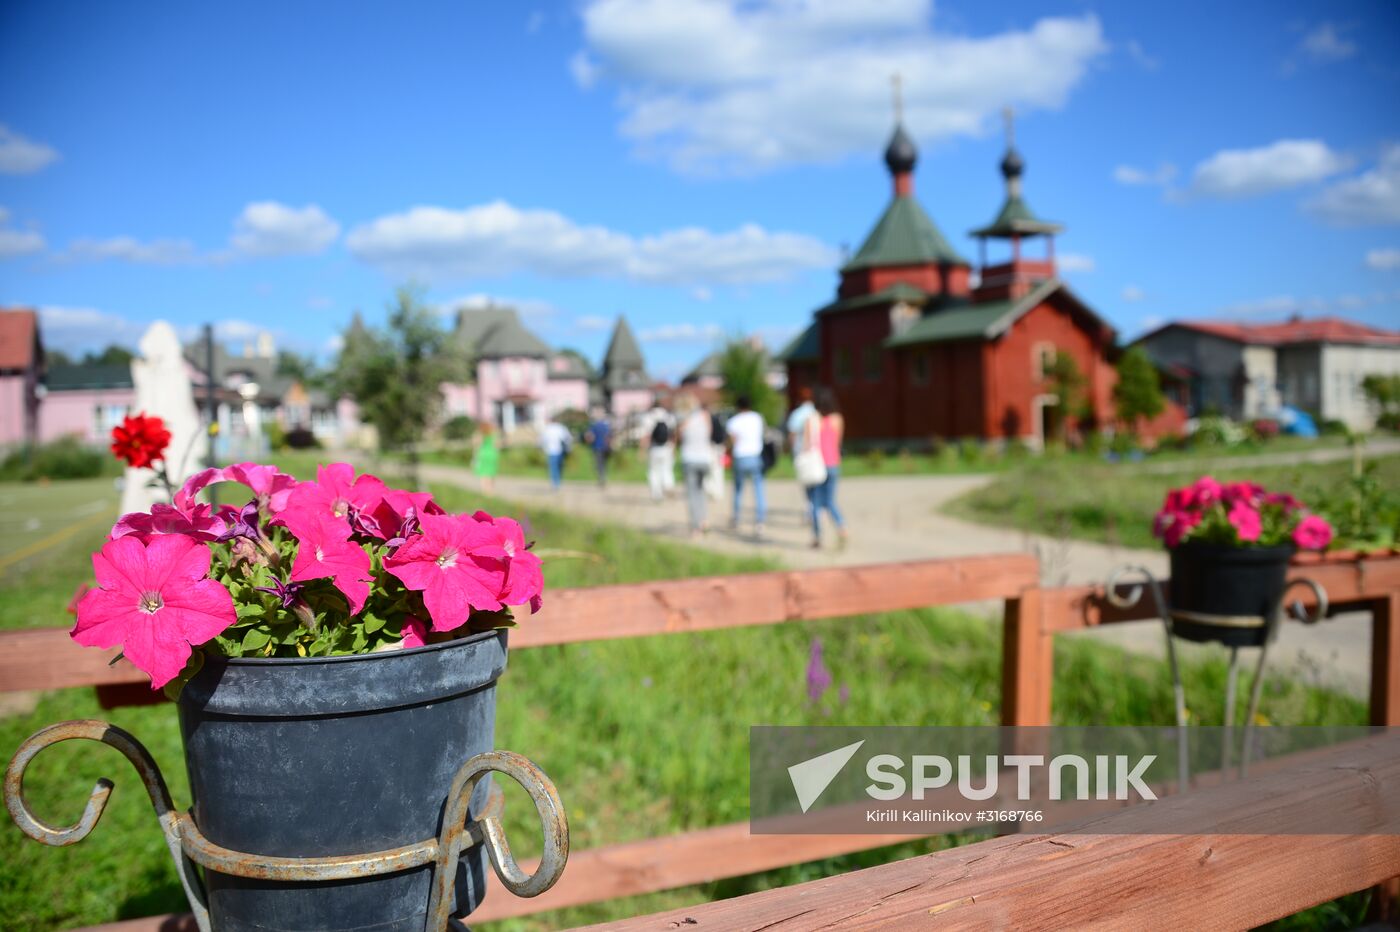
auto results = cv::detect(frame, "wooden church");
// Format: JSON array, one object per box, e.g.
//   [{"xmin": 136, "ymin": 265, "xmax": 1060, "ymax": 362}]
[{"xmin": 779, "ymin": 115, "xmax": 1164, "ymax": 446}]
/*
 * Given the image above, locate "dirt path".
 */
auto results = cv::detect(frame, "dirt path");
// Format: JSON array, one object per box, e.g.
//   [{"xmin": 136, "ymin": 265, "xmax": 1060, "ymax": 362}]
[{"xmin": 419, "ymin": 461, "xmax": 1372, "ymax": 698}]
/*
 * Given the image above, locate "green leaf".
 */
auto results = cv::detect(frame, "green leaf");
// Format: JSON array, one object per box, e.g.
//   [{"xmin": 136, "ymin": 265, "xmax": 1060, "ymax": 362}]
[
  {"xmin": 364, "ymin": 613, "xmax": 386, "ymax": 634},
  {"xmin": 241, "ymin": 627, "xmax": 272, "ymax": 652}
]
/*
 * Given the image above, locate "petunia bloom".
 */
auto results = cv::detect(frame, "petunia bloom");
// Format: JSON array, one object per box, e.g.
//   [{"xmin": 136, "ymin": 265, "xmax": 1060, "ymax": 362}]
[
  {"xmin": 285, "ymin": 463, "xmax": 387, "ymax": 524},
  {"xmin": 1293, "ymin": 515, "xmax": 1333, "ymax": 551},
  {"xmin": 112, "ymin": 501, "xmax": 226, "ymax": 542},
  {"xmin": 277, "ymin": 508, "xmax": 374, "ymax": 615},
  {"xmin": 110, "ymin": 413, "xmax": 171, "ymax": 469},
  {"xmin": 400, "ymin": 616, "xmax": 429, "ymax": 649},
  {"xmin": 1228, "ymin": 500, "xmax": 1262, "ymax": 543},
  {"xmin": 72, "ymin": 535, "xmax": 236, "ymax": 689},
  {"xmin": 384, "ymin": 513, "xmax": 508, "ymax": 632},
  {"xmin": 472, "ymin": 510, "xmax": 544, "ymax": 612},
  {"xmin": 217, "ymin": 500, "xmax": 263, "ymax": 543}
]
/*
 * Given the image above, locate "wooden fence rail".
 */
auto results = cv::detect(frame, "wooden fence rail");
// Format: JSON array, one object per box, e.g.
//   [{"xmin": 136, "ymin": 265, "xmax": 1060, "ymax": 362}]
[{"xmin": 3, "ymin": 550, "xmax": 1398, "ymax": 930}]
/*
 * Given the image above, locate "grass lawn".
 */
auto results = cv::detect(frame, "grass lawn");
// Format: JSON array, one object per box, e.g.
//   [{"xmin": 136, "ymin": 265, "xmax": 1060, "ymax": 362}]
[
  {"xmin": 0, "ymin": 462, "xmax": 1373, "ymax": 930},
  {"xmin": 410, "ymin": 432, "xmax": 1356, "ymax": 486},
  {"xmin": 946, "ymin": 452, "xmax": 1400, "ymax": 552}
]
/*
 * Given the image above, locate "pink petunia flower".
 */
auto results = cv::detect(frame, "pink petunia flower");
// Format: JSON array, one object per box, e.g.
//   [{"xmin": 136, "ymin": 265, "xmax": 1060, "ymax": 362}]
[
  {"xmin": 384, "ymin": 513, "xmax": 508, "ymax": 632},
  {"xmin": 111, "ymin": 501, "xmax": 226, "ymax": 542},
  {"xmin": 277, "ymin": 508, "xmax": 374, "ymax": 614},
  {"xmin": 400, "ymin": 616, "xmax": 429, "ymax": 649},
  {"xmin": 1161, "ymin": 510, "xmax": 1200, "ymax": 548},
  {"xmin": 1228, "ymin": 500, "xmax": 1262, "ymax": 542},
  {"xmin": 1293, "ymin": 515, "xmax": 1333, "ymax": 551},
  {"xmin": 472, "ymin": 511, "xmax": 544, "ymax": 612},
  {"xmin": 370, "ymin": 488, "xmax": 442, "ymax": 540},
  {"xmin": 1192, "ymin": 476, "xmax": 1224, "ymax": 506},
  {"xmin": 223, "ymin": 462, "xmax": 298, "ymax": 514},
  {"xmin": 72, "ymin": 535, "xmax": 237, "ymax": 689},
  {"xmin": 285, "ymin": 463, "xmax": 387, "ymax": 524}
]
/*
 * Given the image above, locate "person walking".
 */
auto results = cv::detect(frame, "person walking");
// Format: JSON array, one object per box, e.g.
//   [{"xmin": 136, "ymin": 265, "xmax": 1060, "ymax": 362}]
[
  {"xmin": 726, "ymin": 394, "xmax": 767, "ymax": 537},
  {"xmin": 643, "ymin": 403, "xmax": 676, "ymax": 502},
  {"xmin": 540, "ymin": 415, "xmax": 571, "ymax": 492},
  {"xmin": 584, "ymin": 408, "xmax": 611, "ymax": 488},
  {"xmin": 705, "ymin": 401, "xmax": 727, "ymax": 501},
  {"xmin": 804, "ymin": 387, "xmax": 847, "ymax": 548},
  {"xmin": 786, "ymin": 385, "xmax": 815, "ymax": 454},
  {"xmin": 677, "ymin": 396, "xmax": 714, "ymax": 536},
  {"xmin": 472, "ymin": 421, "xmax": 499, "ymax": 495}
]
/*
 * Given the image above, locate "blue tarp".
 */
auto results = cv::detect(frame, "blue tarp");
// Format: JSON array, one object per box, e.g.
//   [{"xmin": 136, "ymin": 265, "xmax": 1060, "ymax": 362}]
[{"xmin": 1276, "ymin": 406, "xmax": 1318, "ymax": 437}]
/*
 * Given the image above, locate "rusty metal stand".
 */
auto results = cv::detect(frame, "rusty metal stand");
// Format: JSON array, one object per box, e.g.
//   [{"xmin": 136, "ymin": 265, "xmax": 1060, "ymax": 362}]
[
  {"xmin": 1102, "ymin": 566, "xmax": 1329, "ymax": 788},
  {"xmin": 5, "ymin": 719, "xmax": 569, "ymax": 932}
]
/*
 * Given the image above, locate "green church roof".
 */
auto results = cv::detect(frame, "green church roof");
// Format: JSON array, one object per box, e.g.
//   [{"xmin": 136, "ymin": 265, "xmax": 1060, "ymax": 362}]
[
  {"xmin": 842, "ymin": 196, "xmax": 969, "ymax": 272},
  {"xmin": 885, "ymin": 278, "xmax": 1063, "ymax": 348},
  {"xmin": 815, "ymin": 282, "xmax": 929, "ymax": 317},
  {"xmin": 971, "ymin": 194, "xmax": 1063, "ymax": 238},
  {"xmin": 776, "ymin": 323, "xmax": 820, "ymax": 363}
]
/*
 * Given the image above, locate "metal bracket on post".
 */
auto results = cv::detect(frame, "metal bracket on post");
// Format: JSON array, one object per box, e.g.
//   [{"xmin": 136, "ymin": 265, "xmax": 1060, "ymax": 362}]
[{"xmin": 5, "ymin": 719, "xmax": 570, "ymax": 932}]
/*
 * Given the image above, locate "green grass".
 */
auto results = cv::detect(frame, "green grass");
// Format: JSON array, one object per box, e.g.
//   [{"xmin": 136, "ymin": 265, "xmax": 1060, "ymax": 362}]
[
  {"xmin": 0, "ymin": 464, "xmax": 1373, "ymax": 930},
  {"xmin": 411, "ymin": 433, "xmax": 1356, "ymax": 485},
  {"xmin": 946, "ymin": 453, "xmax": 1400, "ymax": 551}
]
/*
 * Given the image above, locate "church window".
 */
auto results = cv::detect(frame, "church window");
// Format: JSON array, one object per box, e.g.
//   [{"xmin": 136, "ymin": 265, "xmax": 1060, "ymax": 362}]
[
  {"xmin": 1033, "ymin": 342, "xmax": 1057, "ymax": 380},
  {"xmin": 911, "ymin": 352, "xmax": 929, "ymax": 385},
  {"xmin": 835, "ymin": 347, "xmax": 852, "ymax": 383}
]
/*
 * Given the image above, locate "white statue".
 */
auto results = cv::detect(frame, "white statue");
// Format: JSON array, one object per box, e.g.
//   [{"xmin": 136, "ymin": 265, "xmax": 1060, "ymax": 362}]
[{"xmin": 120, "ymin": 321, "xmax": 203, "ymax": 514}]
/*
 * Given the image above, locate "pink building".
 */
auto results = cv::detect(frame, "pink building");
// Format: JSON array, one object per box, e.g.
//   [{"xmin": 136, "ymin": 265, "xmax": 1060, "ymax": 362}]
[
  {"xmin": 443, "ymin": 306, "xmax": 591, "ymax": 436},
  {"xmin": 0, "ymin": 309, "xmax": 43, "ymax": 449},
  {"xmin": 38, "ymin": 364, "xmax": 136, "ymax": 443}
]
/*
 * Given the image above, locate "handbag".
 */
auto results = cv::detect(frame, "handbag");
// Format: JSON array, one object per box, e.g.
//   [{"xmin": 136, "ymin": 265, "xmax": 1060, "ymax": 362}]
[{"xmin": 795, "ymin": 448, "xmax": 827, "ymax": 486}]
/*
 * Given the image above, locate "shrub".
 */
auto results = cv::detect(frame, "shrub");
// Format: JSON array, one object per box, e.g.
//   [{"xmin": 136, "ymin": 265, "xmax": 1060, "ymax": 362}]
[
  {"xmin": 283, "ymin": 426, "xmax": 320, "ymax": 449},
  {"xmin": 1249, "ymin": 419, "xmax": 1281, "ymax": 442},
  {"xmin": 862, "ymin": 449, "xmax": 886, "ymax": 472},
  {"xmin": 1318, "ymin": 419, "xmax": 1350, "ymax": 436},
  {"xmin": 0, "ymin": 436, "xmax": 114, "ymax": 481},
  {"xmin": 264, "ymin": 421, "xmax": 287, "ymax": 452},
  {"xmin": 556, "ymin": 408, "xmax": 590, "ymax": 437},
  {"xmin": 442, "ymin": 415, "xmax": 477, "ymax": 442},
  {"xmin": 1190, "ymin": 415, "xmax": 1244, "ymax": 447}
]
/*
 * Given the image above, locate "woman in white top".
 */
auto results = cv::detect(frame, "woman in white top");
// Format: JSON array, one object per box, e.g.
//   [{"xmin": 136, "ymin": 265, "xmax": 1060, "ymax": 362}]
[{"xmin": 677, "ymin": 395, "xmax": 715, "ymax": 536}]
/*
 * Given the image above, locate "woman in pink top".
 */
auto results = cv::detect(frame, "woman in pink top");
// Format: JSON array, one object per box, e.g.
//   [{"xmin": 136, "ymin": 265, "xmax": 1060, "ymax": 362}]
[{"xmin": 803, "ymin": 387, "xmax": 847, "ymax": 548}]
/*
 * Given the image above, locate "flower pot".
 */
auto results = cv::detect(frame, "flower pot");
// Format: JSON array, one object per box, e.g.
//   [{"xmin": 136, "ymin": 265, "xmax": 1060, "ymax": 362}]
[
  {"xmin": 177, "ymin": 629, "xmax": 508, "ymax": 932},
  {"xmin": 1168, "ymin": 542, "xmax": 1294, "ymax": 647}
]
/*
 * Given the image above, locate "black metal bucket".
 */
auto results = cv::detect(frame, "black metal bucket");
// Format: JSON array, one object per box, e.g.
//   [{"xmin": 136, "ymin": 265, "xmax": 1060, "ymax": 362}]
[
  {"xmin": 1168, "ymin": 543, "xmax": 1294, "ymax": 647},
  {"xmin": 177, "ymin": 629, "xmax": 508, "ymax": 932}
]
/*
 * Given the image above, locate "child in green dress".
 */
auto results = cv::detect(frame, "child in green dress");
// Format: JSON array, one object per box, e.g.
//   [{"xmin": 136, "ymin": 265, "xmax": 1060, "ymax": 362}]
[{"xmin": 473, "ymin": 422, "xmax": 500, "ymax": 494}]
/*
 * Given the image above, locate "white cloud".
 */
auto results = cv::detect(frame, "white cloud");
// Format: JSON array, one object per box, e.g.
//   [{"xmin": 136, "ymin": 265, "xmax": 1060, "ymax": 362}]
[
  {"xmin": 65, "ymin": 236, "xmax": 200, "ymax": 265},
  {"xmin": 1057, "ymin": 253, "xmax": 1094, "ymax": 273},
  {"xmin": 0, "ymin": 206, "xmax": 9, "ymax": 224},
  {"xmin": 1366, "ymin": 248, "xmax": 1400, "ymax": 270},
  {"xmin": 1123, "ymin": 39, "xmax": 1159, "ymax": 71},
  {"xmin": 574, "ymin": 0, "xmax": 1107, "ymax": 174},
  {"xmin": 1215, "ymin": 294, "xmax": 1296, "ymax": 317},
  {"xmin": 1121, "ymin": 285, "xmax": 1145, "ymax": 302},
  {"xmin": 38, "ymin": 306, "xmax": 146, "ymax": 351},
  {"xmin": 0, "ymin": 228, "xmax": 45, "ymax": 258},
  {"xmin": 1307, "ymin": 145, "xmax": 1400, "ymax": 226},
  {"xmin": 1300, "ymin": 23, "xmax": 1356, "ymax": 63},
  {"xmin": 574, "ymin": 315, "xmax": 611, "ymax": 331},
  {"xmin": 0, "ymin": 125, "xmax": 59, "ymax": 174},
  {"xmin": 1189, "ymin": 139, "xmax": 1351, "ymax": 198},
  {"xmin": 346, "ymin": 199, "xmax": 836, "ymax": 286},
  {"xmin": 214, "ymin": 319, "xmax": 263, "ymax": 340},
  {"xmin": 638, "ymin": 322, "xmax": 725, "ymax": 343},
  {"xmin": 448, "ymin": 292, "xmax": 560, "ymax": 321},
  {"xmin": 229, "ymin": 202, "xmax": 340, "ymax": 257},
  {"xmin": 1113, "ymin": 163, "xmax": 1176, "ymax": 186}
]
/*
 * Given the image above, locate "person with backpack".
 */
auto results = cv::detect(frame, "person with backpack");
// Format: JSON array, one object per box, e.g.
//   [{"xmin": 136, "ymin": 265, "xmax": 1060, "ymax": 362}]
[
  {"xmin": 725, "ymin": 394, "xmax": 767, "ymax": 537},
  {"xmin": 643, "ymin": 402, "xmax": 676, "ymax": 502}
]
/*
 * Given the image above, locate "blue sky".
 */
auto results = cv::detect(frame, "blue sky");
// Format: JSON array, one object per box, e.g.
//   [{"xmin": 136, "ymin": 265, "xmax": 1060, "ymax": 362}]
[{"xmin": 2, "ymin": 0, "xmax": 1398, "ymax": 381}]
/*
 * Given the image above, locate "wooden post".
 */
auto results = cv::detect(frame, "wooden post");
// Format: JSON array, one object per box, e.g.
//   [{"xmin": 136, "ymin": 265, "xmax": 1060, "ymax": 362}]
[
  {"xmin": 1371, "ymin": 592, "xmax": 1400, "ymax": 727},
  {"xmin": 1001, "ymin": 589, "xmax": 1052, "ymax": 726},
  {"xmin": 1371, "ymin": 592, "xmax": 1400, "ymax": 921}
]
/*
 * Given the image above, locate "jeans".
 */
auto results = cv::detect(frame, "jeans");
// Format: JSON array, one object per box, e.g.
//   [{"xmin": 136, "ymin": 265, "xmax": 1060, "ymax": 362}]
[
  {"xmin": 732, "ymin": 455, "xmax": 766, "ymax": 525},
  {"xmin": 805, "ymin": 466, "xmax": 844, "ymax": 538},
  {"xmin": 683, "ymin": 462, "xmax": 709, "ymax": 530},
  {"xmin": 593, "ymin": 448, "xmax": 608, "ymax": 487},
  {"xmin": 547, "ymin": 452, "xmax": 564, "ymax": 489}
]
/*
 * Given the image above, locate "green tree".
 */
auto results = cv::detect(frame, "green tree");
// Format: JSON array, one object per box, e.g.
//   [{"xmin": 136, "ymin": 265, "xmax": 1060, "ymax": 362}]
[
  {"xmin": 85, "ymin": 344, "xmax": 135, "ymax": 367},
  {"xmin": 1362, "ymin": 374, "xmax": 1400, "ymax": 430},
  {"xmin": 556, "ymin": 347, "xmax": 596, "ymax": 380},
  {"xmin": 1112, "ymin": 346, "xmax": 1166, "ymax": 435},
  {"xmin": 276, "ymin": 349, "xmax": 321, "ymax": 386},
  {"xmin": 1044, "ymin": 350, "xmax": 1089, "ymax": 442},
  {"xmin": 718, "ymin": 337, "xmax": 783, "ymax": 424},
  {"xmin": 333, "ymin": 289, "xmax": 460, "ymax": 485}
]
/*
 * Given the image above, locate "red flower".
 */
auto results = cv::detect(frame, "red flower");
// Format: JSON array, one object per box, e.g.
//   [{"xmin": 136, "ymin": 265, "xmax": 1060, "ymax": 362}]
[{"xmin": 110, "ymin": 413, "xmax": 171, "ymax": 469}]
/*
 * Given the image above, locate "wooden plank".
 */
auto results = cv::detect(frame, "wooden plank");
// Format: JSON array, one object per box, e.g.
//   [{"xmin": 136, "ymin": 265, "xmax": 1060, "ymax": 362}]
[
  {"xmin": 1373, "ymin": 593, "xmax": 1400, "ymax": 727},
  {"xmin": 1000, "ymin": 589, "xmax": 1052, "ymax": 727},
  {"xmin": 1040, "ymin": 554, "xmax": 1400, "ymax": 634},
  {"xmin": 0, "ymin": 555, "xmax": 1038, "ymax": 693},
  {"xmin": 589, "ymin": 733, "xmax": 1400, "ymax": 931}
]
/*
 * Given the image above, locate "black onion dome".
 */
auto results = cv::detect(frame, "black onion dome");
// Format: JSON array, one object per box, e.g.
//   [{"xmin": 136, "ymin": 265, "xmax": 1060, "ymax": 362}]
[
  {"xmin": 884, "ymin": 123, "xmax": 918, "ymax": 175},
  {"xmin": 1000, "ymin": 146, "xmax": 1025, "ymax": 179}
]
